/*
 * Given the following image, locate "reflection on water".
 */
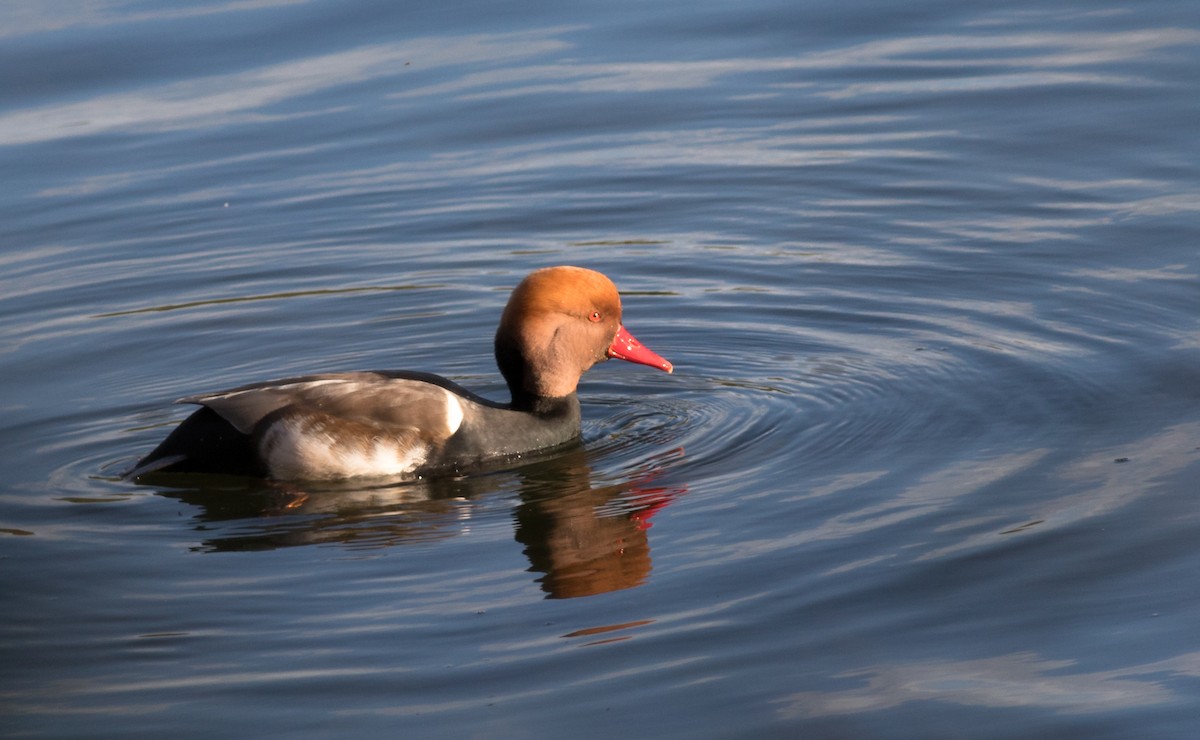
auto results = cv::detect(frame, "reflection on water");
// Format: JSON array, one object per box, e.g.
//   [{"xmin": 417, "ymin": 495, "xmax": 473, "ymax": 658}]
[
  {"xmin": 514, "ymin": 450, "xmax": 682, "ymax": 599},
  {"xmin": 146, "ymin": 446, "xmax": 685, "ymax": 598},
  {"xmin": 10, "ymin": 17, "xmax": 1197, "ymax": 148},
  {"xmin": 779, "ymin": 650, "xmax": 1200, "ymax": 719},
  {"xmin": 9, "ymin": 17, "xmax": 1199, "ymax": 203},
  {"xmin": 0, "ymin": 0, "xmax": 315, "ymax": 39},
  {"xmin": 0, "ymin": 28, "xmax": 568, "ymax": 146}
]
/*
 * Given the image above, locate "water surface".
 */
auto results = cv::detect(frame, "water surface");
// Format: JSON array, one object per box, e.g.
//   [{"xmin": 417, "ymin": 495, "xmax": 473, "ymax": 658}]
[{"xmin": 2, "ymin": 0, "xmax": 1199, "ymax": 737}]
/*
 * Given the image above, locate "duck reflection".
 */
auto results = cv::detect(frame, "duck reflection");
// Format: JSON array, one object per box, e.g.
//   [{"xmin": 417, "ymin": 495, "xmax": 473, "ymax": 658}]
[
  {"xmin": 144, "ymin": 445, "xmax": 684, "ymax": 598},
  {"xmin": 512, "ymin": 449, "xmax": 680, "ymax": 599}
]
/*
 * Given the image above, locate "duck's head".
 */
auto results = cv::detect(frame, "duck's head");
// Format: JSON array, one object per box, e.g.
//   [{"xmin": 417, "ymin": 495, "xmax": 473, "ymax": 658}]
[{"xmin": 494, "ymin": 266, "xmax": 672, "ymax": 406}]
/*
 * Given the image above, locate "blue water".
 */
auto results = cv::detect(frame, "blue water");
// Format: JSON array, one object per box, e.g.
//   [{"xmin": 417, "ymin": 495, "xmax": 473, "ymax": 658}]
[{"xmin": 3, "ymin": 1, "xmax": 1200, "ymax": 737}]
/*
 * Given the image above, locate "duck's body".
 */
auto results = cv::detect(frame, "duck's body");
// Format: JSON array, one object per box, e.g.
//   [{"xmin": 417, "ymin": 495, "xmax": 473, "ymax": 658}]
[
  {"xmin": 139, "ymin": 371, "xmax": 582, "ymax": 479},
  {"xmin": 131, "ymin": 267, "xmax": 671, "ymax": 481}
]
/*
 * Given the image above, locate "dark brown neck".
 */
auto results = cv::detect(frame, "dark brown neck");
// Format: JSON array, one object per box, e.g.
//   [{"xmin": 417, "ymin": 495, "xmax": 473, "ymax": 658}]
[
  {"xmin": 495, "ymin": 342, "xmax": 578, "ymax": 414},
  {"xmin": 494, "ymin": 332, "xmax": 527, "ymax": 406}
]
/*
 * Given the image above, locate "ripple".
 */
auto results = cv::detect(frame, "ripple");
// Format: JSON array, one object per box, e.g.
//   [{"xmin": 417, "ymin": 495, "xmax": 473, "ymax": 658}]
[{"xmin": 577, "ymin": 273, "xmax": 1143, "ymax": 521}]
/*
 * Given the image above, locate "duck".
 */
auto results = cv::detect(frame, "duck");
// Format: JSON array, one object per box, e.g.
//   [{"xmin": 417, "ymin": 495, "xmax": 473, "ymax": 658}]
[{"xmin": 130, "ymin": 266, "xmax": 673, "ymax": 481}]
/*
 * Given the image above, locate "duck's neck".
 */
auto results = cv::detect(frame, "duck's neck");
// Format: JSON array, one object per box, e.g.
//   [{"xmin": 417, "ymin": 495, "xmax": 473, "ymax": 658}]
[
  {"xmin": 508, "ymin": 388, "xmax": 579, "ymax": 416},
  {"xmin": 495, "ymin": 335, "xmax": 581, "ymax": 413}
]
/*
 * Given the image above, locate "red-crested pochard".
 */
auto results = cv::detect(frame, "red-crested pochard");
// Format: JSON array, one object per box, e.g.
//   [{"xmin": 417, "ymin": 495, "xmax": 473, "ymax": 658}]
[{"xmin": 131, "ymin": 266, "xmax": 672, "ymax": 480}]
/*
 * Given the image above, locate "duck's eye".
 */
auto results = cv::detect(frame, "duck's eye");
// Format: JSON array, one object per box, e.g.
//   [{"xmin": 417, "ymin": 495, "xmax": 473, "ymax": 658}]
[{"xmin": 588, "ymin": 310, "xmax": 602, "ymax": 322}]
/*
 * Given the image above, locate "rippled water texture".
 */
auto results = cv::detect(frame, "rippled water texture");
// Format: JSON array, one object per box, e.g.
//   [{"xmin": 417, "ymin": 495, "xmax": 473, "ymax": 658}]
[{"xmin": 2, "ymin": 1, "xmax": 1199, "ymax": 737}]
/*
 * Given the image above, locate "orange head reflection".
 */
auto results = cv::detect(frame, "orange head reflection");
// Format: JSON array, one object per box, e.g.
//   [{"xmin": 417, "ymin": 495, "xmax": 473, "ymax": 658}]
[{"xmin": 515, "ymin": 449, "xmax": 685, "ymax": 599}]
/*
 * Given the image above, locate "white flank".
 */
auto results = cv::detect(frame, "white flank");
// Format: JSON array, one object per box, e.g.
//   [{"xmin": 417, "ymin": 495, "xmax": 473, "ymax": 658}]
[
  {"xmin": 260, "ymin": 418, "xmax": 427, "ymax": 479},
  {"xmin": 443, "ymin": 389, "xmax": 464, "ymax": 436}
]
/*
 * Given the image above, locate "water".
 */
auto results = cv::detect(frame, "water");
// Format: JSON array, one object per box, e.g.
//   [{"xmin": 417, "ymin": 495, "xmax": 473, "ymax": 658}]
[{"xmin": 3, "ymin": 0, "xmax": 1199, "ymax": 737}]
